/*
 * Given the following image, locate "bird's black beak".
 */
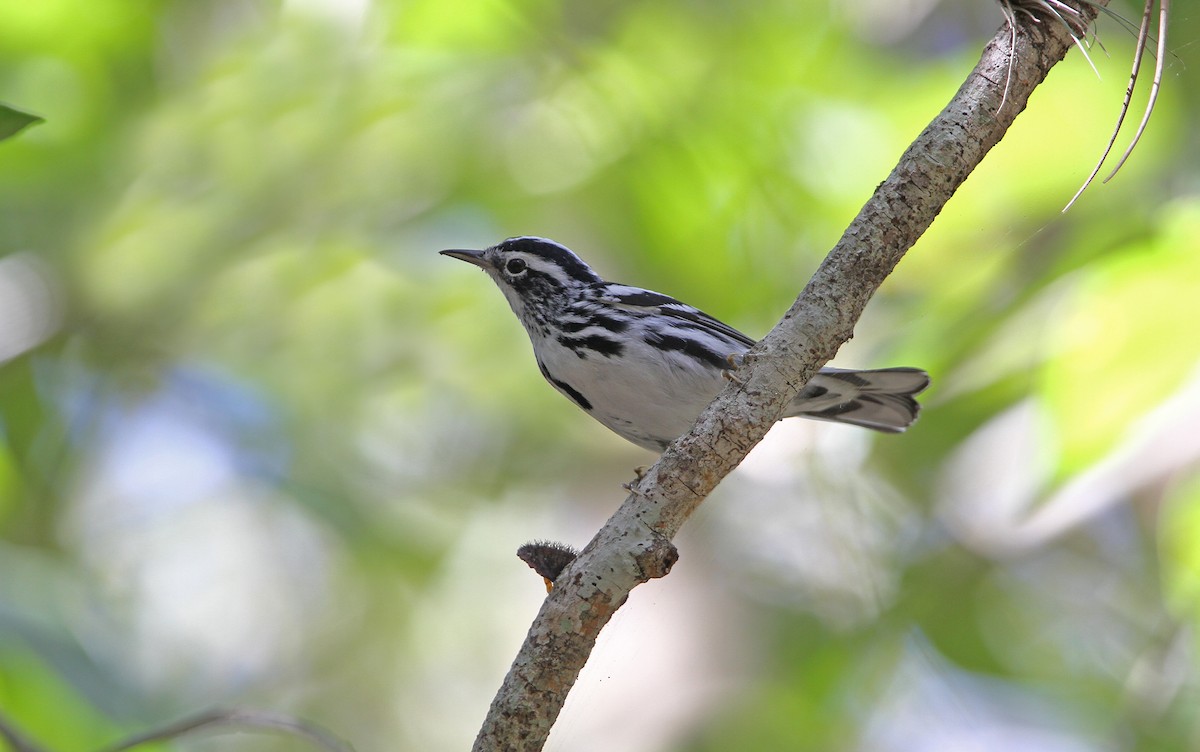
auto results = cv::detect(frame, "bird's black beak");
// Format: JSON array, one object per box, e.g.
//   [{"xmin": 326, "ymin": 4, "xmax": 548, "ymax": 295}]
[{"xmin": 439, "ymin": 248, "xmax": 488, "ymax": 268}]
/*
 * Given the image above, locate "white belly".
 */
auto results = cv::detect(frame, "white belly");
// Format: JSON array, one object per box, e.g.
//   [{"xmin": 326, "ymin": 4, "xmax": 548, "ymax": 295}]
[{"xmin": 533, "ymin": 333, "xmax": 733, "ymax": 452}]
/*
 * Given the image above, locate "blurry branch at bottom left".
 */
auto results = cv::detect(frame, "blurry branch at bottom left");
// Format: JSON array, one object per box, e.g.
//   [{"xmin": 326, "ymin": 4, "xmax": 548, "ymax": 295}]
[{"xmin": 0, "ymin": 707, "xmax": 355, "ymax": 752}]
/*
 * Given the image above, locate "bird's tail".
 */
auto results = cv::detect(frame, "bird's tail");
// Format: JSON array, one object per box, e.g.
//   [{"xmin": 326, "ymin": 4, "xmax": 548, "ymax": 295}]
[{"xmin": 786, "ymin": 367, "xmax": 930, "ymax": 433}]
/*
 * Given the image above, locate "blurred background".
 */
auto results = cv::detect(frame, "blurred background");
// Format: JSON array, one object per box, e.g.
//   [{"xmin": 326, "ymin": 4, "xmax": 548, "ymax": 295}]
[{"xmin": 0, "ymin": 0, "xmax": 1198, "ymax": 750}]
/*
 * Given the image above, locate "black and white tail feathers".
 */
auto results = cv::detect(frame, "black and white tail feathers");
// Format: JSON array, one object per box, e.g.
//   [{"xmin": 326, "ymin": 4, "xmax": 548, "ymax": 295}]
[{"xmin": 789, "ymin": 367, "xmax": 930, "ymax": 433}]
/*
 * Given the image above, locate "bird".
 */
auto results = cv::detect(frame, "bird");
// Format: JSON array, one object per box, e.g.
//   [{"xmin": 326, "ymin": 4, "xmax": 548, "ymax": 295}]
[{"xmin": 441, "ymin": 236, "xmax": 929, "ymax": 453}]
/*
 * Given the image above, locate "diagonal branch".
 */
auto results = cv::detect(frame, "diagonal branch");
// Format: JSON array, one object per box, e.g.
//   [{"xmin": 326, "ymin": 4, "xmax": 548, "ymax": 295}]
[{"xmin": 473, "ymin": 3, "xmax": 1104, "ymax": 750}]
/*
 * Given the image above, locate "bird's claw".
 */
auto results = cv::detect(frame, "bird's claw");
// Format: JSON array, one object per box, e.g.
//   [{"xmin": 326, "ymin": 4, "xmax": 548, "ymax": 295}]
[
  {"xmin": 723, "ymin": 353, "xmax": 748, "ymax": 384},
  {"xmin": 623, "ymin": 468, "xmax": 650, "ymax": 496}
]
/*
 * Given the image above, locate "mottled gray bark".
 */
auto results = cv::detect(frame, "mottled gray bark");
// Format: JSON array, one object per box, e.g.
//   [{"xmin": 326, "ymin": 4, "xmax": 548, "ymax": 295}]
[{"xmin": 474, "ymin": 3, "xmax": 1102, "ymax": 750}]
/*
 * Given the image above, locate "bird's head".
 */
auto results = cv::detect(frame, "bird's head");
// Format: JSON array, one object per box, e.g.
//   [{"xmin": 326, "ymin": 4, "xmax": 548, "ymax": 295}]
[{"xmin": 440, "ymin": 236, "xmax": 602, "ymax": 326}]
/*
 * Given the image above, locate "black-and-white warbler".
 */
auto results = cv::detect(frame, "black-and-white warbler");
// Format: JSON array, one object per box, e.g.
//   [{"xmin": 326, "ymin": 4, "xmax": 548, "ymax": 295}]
[{"xmin": 442, "ymin": 237, "xmax": 929, "ymax": 452}]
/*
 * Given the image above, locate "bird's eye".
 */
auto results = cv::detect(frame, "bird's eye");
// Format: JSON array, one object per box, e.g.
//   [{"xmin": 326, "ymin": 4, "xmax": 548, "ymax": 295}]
[{"xmin": 505, "ymin": 258, "xmax": 528, "ymax": 275}]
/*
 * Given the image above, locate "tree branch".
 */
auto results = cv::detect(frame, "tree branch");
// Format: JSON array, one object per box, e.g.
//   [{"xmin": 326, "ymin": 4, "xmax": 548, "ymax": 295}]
[{"xmin": 474, "ymin": 3, "xmax": 1103, "ymax": 749}]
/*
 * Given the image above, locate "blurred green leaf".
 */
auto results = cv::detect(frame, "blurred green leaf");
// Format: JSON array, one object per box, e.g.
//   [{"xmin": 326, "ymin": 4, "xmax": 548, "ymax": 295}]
[
  {"xmin": 1160, "ymin": 473, "xmax": 1200, "ymax": 619},
  {"xmin": 0, "ymin": 104, "xmax": 43, "ymax": 142},
  {"xmin": 1044, "ymin": 200, "xmax": 1200, "ymax": 475}
]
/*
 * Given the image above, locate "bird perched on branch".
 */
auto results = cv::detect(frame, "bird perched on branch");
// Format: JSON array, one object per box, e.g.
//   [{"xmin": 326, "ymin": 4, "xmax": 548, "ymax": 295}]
[{"xmin": 442, "ymin": 237, "xmax": 929, "ymax": 452}]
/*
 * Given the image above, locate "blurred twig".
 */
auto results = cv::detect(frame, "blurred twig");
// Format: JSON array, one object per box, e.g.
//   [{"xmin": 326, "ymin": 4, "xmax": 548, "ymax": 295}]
[
  {"xmin": 0, "ymin": 709, "xmax": 47, "ymax": 752},
  {"xmin": 1065, "ymin": 0, "xmax": 1170, "ymax": 210},
  {"xmin": 94, "ymin": 708, "xmax": 354, "ymax": 752},
  {"xmin": 0, "ymin": 705, "xmax": 352, "ymax": 752},
  {"xmin": 473, "ymin": 2, "xmax": 1106, "ymax": 750}
]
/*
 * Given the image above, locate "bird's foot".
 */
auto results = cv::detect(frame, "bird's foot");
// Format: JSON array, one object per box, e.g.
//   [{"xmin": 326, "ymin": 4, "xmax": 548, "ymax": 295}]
[
  {"xmin": 723, "ymin": 352, "xmax": 751, "ymax": 384},
  {"xmin": 623, "ymin": 467, "xmax": 651, "ymax": 496}
]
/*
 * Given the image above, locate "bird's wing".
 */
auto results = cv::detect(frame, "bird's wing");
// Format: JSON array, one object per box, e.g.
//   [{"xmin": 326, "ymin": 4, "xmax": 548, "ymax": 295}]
[{"xmin": 601, "ymin": 285, "xmax": 757, "ymax": 350}]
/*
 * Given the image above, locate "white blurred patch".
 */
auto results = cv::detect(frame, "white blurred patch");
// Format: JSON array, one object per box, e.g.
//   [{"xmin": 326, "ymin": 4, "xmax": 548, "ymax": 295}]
[
  {"xmin": 838, "ymin": 0, "xmax": 941, "ymax": 44},
  {"xmin": 0, "ymin": 252, "xmax": 62, "ymax": 364},
  {"xmin": 285, "ymin": 0, "xmax": 370, "ymax": 29},
  {"xmin": 713, "ymin": 420, "xmax": 918, "ymax": 628},
  {"xmin": 62, "ymin": 398, "xmax": 333, "ymax": 696},
  {"xmin": 861, "ymin": 636, "xmax": 1115, "ymax": 752},
  {"xmin": 940, "ymin": 365, "xmax": 1200, "ymax": 554},
  {"xmin": 936, "ymin": 400, "xmax": 1056, "ymax": 556},
  {"xmin": 1022, "ymin": 366, "xmax": 1200, "ymax": 545}
]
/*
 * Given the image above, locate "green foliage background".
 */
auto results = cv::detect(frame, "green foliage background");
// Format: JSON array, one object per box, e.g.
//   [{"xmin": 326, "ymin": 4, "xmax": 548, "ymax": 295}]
[{"xmin": 0, "ymin": 1, "xmax": 1198, "ymax": 750}]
